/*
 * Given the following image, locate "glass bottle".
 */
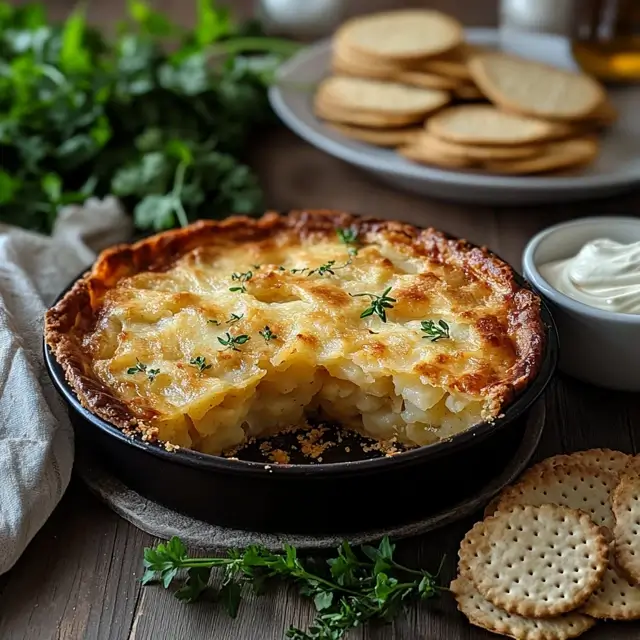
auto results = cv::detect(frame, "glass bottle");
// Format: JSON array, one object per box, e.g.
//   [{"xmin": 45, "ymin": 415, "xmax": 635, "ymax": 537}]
[{"xmin": 572, "ymin": 0, "xmax": 640, "ymax": 82}]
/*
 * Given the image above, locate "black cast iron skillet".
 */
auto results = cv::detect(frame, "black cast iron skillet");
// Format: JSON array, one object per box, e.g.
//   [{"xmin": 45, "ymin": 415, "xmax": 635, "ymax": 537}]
[{"xmin": 45, "ymin": 250, "xmax": 558, "ymax": 535}]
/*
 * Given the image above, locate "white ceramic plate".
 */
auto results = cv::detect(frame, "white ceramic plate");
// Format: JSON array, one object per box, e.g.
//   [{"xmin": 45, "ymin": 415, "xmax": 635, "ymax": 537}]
[{"xmin": 269, "ymin": 28, "xmax": 640, "ymax": 206}]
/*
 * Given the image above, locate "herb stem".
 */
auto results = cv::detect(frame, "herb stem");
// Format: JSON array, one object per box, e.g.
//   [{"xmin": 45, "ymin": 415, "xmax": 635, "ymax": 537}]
[
  {"xmin": 208, "ymin": 37, "xmax": 302, "ymax": 57},
  {"xmin": 171, "ymin": 161, "xmax": 189, "ymax": 229}
]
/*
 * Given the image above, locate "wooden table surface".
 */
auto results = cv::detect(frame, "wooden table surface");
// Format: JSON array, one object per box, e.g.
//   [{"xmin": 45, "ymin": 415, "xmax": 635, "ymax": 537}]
[{"xmin": 2, "ymin": 1, "xmax": 640, "ymax": 639}]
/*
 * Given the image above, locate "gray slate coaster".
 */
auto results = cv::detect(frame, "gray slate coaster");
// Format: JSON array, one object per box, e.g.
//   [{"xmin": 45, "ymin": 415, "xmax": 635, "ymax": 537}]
[{"xmin": 77, "ymin": 402, "xmax": 545, "ymax": 552}]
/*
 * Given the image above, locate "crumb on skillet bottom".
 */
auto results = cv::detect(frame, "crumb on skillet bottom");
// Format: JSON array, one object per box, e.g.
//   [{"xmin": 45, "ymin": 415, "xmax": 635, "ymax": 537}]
[{"xmin": 44, "ymin": 210, "xmax": 545, "ymax": 458}]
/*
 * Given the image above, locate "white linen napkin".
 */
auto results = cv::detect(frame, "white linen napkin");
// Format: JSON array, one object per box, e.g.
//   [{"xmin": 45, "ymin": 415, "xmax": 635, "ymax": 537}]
[{"xmin": 0, "ymin": 197, "xmax": 132, "ymax": 575}]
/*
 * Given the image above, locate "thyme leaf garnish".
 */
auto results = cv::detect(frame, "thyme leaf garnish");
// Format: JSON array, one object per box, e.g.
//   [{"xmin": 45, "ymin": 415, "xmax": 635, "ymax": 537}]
[
  {"xmin": 259, "ymin": 326, "xmax": 277, "ymax": 342},
  {"xmin": 218, "ymin": 333, "xmax": 250, "ymax": 351},
  {"xmin": 337, "ymin": 227, "xmax": 359, "ymax": 256},
  {"xmin": 127, "ymin": 359, "xmax": 160, "ymax": 382},
  {"xmin": 229, "ymin": 270, "xmax": 253, "ymax": 293},
  {"xmin": 189, "ymin": 356, "xmax": 212, "ymax": 372},
  {"xmin": 349, "ymin": 287, "xmax": 396, "ymax": 322},
  {"xmin": 227, "ymin": 313, "xmax": 244, "ymax": 324},
  {"xmin": 420, "ymin": 319, "xmax": 450, "ymax": 342}
]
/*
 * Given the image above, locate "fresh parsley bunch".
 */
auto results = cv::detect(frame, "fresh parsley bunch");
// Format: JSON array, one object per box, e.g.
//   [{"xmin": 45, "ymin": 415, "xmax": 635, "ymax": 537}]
[
  {"xmin": 142, "ymin": 535, "xmax": 443, "ymax": 639},
  {"xmin": 0, "ymin": 0, "xmax": 299, "ymax": 233}
]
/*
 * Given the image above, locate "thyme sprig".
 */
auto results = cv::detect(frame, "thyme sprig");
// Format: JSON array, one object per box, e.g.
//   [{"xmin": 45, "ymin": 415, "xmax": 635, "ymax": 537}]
[
  {"xmin": 291, "ymin": 259, "xmax": 352, "ymax": 277},
  {"xmin": 336, "ymin": 227, "xmax": 359, "ymax": 256},
  {"xmin": 189, "ymin": 356, "xmax": 212, "ymax": 372},
  {"xmin": 229, "ymin": 270, "xmax": 253, "ymax": 293},
  {"xmin": 421, "ymin": 320, "xmax": 450, "ymax": 342},
  {"xmin": 259, "ymin": 326, "xmax": 277, "ymax": 342},
  {"xmin": 218, "ymin": 332, "xmax": 251, "ymax": 351},
  {"xmin": 350, "ymin": 287, "xmax": 396, "ymax": 322},
  {"xmin": 227, "ymin": 313, "xmax": 244, "ymax": 324},
  {"xmin": 141, "ymin": 536, "xmax": 443, "ymax": 640},
  {"xmin": 126, "ymin": 359, "xmax": 160, "ymax": 382}
]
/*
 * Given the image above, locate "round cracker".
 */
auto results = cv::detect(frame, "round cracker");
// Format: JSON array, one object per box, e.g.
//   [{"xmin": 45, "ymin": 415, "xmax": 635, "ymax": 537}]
[
  {"xmin": 493, "ymin": 462, "xmax": 618, "ymax": 529},
  {"xmin": 612, "ymin": 470, "xmax": 640, "ymax": 585},
  {"xmin": 318, "ymin": 76, "xmax": 450, "ymax": 117},
  {"xmin": 398, "ymin": 144, "xmax": 474, "ymax": 170},
  {"xmin": 527, "ymin": 450, "xmax": 631, "ymax": 479},
  {"xmin": 328, "ymin": 123, "xmax": 422, "ymax": 147},
  {"xmin": 426, "ymin": 105, "xmax": 555, "ymax": 146},
  {"xmin": 418, "ymin": 133, "xmax": 545, "ymax": 161},
  {"xmin": 335, "ymin": 10, "xmax": 463, "ymax": 62},
  {"xmin": 331, "ymin": 42, "xmax": 401, "ymax": 80},
  {"xmin": 397, "ymin": 71, "xmax": 462, "ymax": 91},
  {"xmin": 331, "ymin": 53, "xmax": 395, "ymax": 81},
  {"xmin": 451, "ymin": 576, "xmax": 596, "ymax": 640},
  {"xmin": 459, "ymin": 504, "xmax": 609, "ymax": 618},
  {"xmin": 420, "ymin": 58, "xmax": 472, "ymax": 81},
  {"xmin": 469, "ymin": 52, "xmax": 606, "ymax": 120},
  {"xmin": 483, "ymin": 138, "xmax": 598, "ymax": 176},
  {"xmin": 581, "ymin": 563, "xmax": 640, "ymax": 620},
  {"xmin": 314, "ymin": 96, "xmax": 425, "ymax": 129}
]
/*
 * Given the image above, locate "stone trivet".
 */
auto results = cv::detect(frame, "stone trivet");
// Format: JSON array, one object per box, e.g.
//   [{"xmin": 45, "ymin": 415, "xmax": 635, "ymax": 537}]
[{"xmin": 76, "ymin": 403, "xmax": 544, "ymax": 552}]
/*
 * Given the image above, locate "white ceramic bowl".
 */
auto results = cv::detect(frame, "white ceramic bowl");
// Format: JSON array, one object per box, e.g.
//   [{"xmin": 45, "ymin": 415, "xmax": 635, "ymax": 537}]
[{"xmin": 522, "ymin": 217, "xmax": 640, "ymax": 392}]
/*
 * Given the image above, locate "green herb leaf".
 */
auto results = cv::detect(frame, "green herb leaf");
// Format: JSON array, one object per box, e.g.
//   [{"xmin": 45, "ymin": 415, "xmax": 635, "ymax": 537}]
[
  {"xmin": 350, "ymin": 287, "xmax": 396, "ymax": 323},
  {"xmin": 189, "ymin": 355, "xmax": 212, "ymax": 372},
  {"xmin": 259, "ymin": 326, "xmax": 277, "ymax": 342},
  {"xmin": 229, "ymin": 270, "xmax": 252, "ymax": 293},
  {"xmin": 218, "ymin": 332, "xmax": 250, "ymax": 351},
  {"xmin": 175, "ymin": 566, "xmax": 212, "ymax": 602},
  {"xmin": 220, "ymin": 580, "xmax": 242, "ymax": 618},
  {"xmin": 60, "ymin": 6, "xmax": 91, "ymax": 74},
  {"xmin": 336, "ymin": 227, "xmax": 359, "ymax": 256},
  {"xmin": 195, "ymin": 0, "xmax": 232, "ymax": 46},
  {"xmin": 420, "ymin": 319, "xmax": 450, "ymax": 342},
  {"xmin": 226, "ymin": 313, "xmax": 243, "ymax": 324},
  {"xmin": 127, "ymin": 359, "xmax": 147, "ymax": 375},
  {"xmin": 313, "ymin": 591, "xmax": 334, "ymax": 611}
]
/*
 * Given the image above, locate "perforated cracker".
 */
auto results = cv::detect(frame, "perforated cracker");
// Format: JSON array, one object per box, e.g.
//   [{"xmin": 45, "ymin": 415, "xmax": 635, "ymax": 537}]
[
  {"xmin": 581, "ymin": 563, "xmax": 640, "ymax": 620},
  {"xmin": 527, "ymin": 450, "xmax": 631, "ymax": 478},
  {"xmin": 493, "ymin": 463, "xmax": 618, "ymax": 529},
  {"xmin": 459, "ymin": 504, "xmax": 608, "ymax": 618},
  {"xmin": 451, "ymin": 576, "xmax": 596, "ymax": 640},
  {"xmin": 612, "ymin": 470, "xmax": 640, "ymax": 585}
]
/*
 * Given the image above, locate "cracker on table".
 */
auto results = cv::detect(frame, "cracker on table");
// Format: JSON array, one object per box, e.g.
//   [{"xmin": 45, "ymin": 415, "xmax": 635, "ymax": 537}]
[
  {"xmin": 493, "ymin": 462, "xmax": 617, "ymax": 529},
  {"xmin": 451, "ymin": 575, "xmax": 596, "ymax": 640},
  {"xmin": 527, "ymin": 450, "xmax": 631, "ymax": 478},
  {"xmin": 612, "ymin": 469, "xmax": 640, "ymax": 585},
  {"xmin": 581, "ymin": 562, "xmax": 640, "ymax": 620},
  {"xmin": 459, "ymin": 504, "xmax": 608, "ymax": 618}
]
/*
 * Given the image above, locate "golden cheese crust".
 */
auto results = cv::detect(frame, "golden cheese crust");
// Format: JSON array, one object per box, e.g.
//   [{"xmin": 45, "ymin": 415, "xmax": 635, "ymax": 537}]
[{"xmin": 45, "ymin": 210, "xmax": 544, "ymax": 455}]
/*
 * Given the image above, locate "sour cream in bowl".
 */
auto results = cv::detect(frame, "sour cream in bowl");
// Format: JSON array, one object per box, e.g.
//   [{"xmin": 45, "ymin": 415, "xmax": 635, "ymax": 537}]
[{"xmin": 523, "ymin": 217, "xmax": 640, "ymax": 391}]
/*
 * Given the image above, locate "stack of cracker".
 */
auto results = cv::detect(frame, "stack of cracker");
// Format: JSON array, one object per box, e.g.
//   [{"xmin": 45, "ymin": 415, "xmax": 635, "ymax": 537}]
[
  {"xmin": 452, "ymin": 449, "xmax": 640, "ymax": 638},
  {"xmin": 315, "ymin": 10, "xmax": 615, "ymax": 176}
]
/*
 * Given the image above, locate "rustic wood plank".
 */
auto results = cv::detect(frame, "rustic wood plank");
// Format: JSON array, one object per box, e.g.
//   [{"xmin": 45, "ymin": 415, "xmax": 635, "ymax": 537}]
[{"xmin": 0, "ymin": 482, "xmax": 150, "ymax": 640}]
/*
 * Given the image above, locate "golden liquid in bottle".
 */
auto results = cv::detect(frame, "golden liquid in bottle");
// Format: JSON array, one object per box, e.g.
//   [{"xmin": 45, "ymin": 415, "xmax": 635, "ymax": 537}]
[{"xmin": 572, "ymin": 0, "xmax": 640, "ymax": 82}]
